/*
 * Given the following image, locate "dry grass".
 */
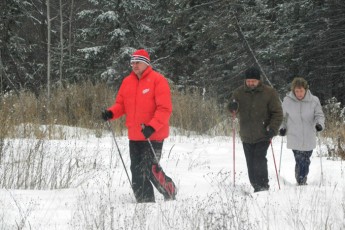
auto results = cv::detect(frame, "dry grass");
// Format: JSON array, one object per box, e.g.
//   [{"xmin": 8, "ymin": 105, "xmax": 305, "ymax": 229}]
[
  {"xmin": 0, "ymin": 83, "xmax": 344, "ymax": 191},
  {"xmin": 0, "ymin": 82, "xmax": 125, "ymax": 139},
  {"xmin": 0, "ymin": 82, "xmax": 228, "ymax": 190},
  {"xmin": 170, "ymin": 88, "xmax": 227, "ymax": 135},
  {"xmin": 1, "ymin": 81, "xmax": 343, "ymax": 146},
  {"xmin": 322, "ymin": 99, "xmax": 345, "ymax": 160},
  {"xmin": 0, "ymin": 82, "xmax": 228, "ymax": 138}
]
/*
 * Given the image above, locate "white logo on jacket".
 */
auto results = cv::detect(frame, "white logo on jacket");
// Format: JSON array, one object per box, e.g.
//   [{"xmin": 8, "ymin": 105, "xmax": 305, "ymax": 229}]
[{"xmin": 142, "ymin": 88, "xmax": 150, "ymax": 94}]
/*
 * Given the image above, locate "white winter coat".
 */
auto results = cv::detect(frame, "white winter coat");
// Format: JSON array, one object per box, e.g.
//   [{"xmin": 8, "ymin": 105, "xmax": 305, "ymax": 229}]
[{"xmin": 280, "ymin": 90, "xmax": 325, "ymax": 151}]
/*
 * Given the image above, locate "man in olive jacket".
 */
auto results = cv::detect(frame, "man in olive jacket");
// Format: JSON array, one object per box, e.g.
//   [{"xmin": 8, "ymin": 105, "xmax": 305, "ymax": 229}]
[{"xmin": 228, "ymin": 67, "xmax": 283, "ymax": 192}]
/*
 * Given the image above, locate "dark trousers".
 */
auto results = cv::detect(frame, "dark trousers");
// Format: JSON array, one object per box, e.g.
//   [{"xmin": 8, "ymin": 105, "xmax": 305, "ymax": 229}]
[
  {"xmin": 293, "ymin": 150, "xmax": 313, "ymax": 185},
  {"xmin": 130, "ymin": 140, "xmax": 176, "ymax": 203},
  {"xmin": 243, "ymin": 141, "xmax": 270, "ymax": 192},
  {"xmin": 130, "ymin": 140, "xmax": 162, "ymax": 202}
]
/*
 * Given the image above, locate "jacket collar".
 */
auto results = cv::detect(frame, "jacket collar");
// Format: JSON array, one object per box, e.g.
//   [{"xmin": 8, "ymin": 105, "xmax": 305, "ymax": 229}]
[
  {"xmin": 131, "ymin": 66, "xmax": 153, "ymax": 80},
  {"xmin": 244, "ymin": 81, "xmax": 264, "ymax": 92},
  {"xmin": 287, "ymin": 89, "xmax": 312, "ymax": 102}
]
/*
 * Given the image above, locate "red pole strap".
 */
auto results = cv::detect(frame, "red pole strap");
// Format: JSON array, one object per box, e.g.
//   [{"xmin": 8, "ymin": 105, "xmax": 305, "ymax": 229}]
[{"xmin": 270, "ymin": 139, "xmax": 281, "ymax": 190}]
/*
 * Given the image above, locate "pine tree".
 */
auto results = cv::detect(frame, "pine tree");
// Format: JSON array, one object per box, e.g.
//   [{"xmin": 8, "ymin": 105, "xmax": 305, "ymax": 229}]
[{"xmin": 75, "ymin": 0, "xmax": 155, "ymax": 81}]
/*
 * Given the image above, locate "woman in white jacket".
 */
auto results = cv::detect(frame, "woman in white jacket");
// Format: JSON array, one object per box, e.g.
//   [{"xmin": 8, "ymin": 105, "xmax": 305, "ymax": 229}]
[{"xmin": 279, "ymin": 77, "xmax": 325, "ymax": 185}]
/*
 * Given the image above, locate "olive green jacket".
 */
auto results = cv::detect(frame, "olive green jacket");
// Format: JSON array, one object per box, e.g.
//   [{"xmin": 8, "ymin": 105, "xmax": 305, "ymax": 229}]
[{"xmin": 230, "ymin": 82, "xmax": 283, "ymax": 143}]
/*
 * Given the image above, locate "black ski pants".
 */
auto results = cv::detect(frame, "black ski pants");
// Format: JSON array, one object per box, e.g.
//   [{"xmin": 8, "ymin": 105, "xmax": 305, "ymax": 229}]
[
  {"xmin": 242, "ymin": 141, "xmax": 270, "ymax": 192},
  {"xmin": 129, "ymin": 140, "xmax": 176, "ymax": 203},
  {"xmin": 130, "ymin": 140, "xmax": 162, "ymax": 203}
]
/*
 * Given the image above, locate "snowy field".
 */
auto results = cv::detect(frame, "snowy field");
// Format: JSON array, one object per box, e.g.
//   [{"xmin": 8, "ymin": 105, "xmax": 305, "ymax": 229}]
[{"xmin": 0, "ymin": 126, "xmax": 344, "ymax": 230}]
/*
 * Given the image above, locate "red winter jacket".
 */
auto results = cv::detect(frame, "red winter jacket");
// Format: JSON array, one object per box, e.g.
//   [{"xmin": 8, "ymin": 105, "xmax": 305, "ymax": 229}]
[{"xmin": 108, "ymin": 66, "xmax": 172, "ymax": 141}]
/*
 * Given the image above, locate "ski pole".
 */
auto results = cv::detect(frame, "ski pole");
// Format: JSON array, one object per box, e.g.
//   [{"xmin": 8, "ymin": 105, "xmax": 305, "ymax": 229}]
[
  {"xmin": 279, "ymin": 113, "xmax": 288, "ymax": 177},
  {"xmin": 147, "ymin": 138, "xmax": 160, "ymax": 163},
  {"xmin": 270, "ymin": 139, "xmax": 281, "ymax": 189},
  {"xmin": 106, "ymin": 121, "xmax": 132, "ymax": 187},
  {"xmin": 141, "ymin": 124, "xmax": 160, "ymax": 164},
  {"xmin": 279, "ymin": 136, "xmax": 283, "ymax": 176},
  {"xmin": 232, "ymin": 112, "xmax": 236, "ymax": 186},
  {"xmin": 318, "ymin": 132, "xmax": 323, "ymax": 186}
]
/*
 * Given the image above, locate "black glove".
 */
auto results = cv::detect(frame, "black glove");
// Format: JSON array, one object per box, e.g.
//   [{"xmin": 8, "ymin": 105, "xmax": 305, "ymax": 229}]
[
  {"xmin": 315, "ymin": 123, "xmax": 323, "ymax": 132},
  {"xmin": 228, "ymin": 101, "xmax": 239, "ymax": 113},
  {"xmin": 266, "ymin": 128, "xmax": 275, "ymax": 139},
  {"xmin": 141, "ymin": 125, "xmax": 155, "ymax": 139},
  {"xmin": 101, "ymin": 110, "xmax": 113, "ymax": 121},
  {"xmin": 279, "ymin": 128, "xmax": 286, "ymax": 136}
]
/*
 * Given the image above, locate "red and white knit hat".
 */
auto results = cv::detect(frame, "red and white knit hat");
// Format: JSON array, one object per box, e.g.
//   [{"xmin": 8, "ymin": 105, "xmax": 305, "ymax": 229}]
[{"xmin": 130, "ymin": 49, "xmax": 150, "ymax": 65}]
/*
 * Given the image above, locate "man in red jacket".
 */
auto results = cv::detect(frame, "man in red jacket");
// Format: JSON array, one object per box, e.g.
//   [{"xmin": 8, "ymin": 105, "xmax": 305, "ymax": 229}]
[{"xmin": 102, "ymin": 49, "xmax": 176, "ymax": 203}]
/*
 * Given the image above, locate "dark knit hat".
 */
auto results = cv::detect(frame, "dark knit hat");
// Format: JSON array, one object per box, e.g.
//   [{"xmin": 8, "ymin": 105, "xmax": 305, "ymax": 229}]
[
  {"xmin": 130, "ymin": 49, "xmax": 150, "ymax": 65},
  {"xmin": 245, "ymin": 67, "xmax": 261, "ymax": 80}
]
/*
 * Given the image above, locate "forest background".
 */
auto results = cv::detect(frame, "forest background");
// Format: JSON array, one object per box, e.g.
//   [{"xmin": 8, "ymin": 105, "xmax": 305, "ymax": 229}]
[
  {"xmin": 0, "ymin": 0, "xmax": 344, "ymax": 139},
  {"xmin": 1, "ymin": 0, "xmax": 344, "ymax": 102}
]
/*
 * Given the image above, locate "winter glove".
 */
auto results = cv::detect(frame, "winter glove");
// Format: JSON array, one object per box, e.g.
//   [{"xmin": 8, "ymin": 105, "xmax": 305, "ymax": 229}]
[
  {"xmin": 266, "ymin": 128, "xmax": 275, "ymax": 139},
  {"xmin": 315, "ymin": 123, "xmax": 323, "ymax": 132},
  {"xmin": 101, "ymin": 110, "xmax": 113, "ymax": 121},
  {"xmin": 279, "ymin": 128, "xmax": 286, "ymax": 136},
  {"xmin": 141, "ymin": 125, "xmax": 155, "ymax": 139},
  {"xmin": 227, "ymin": 100, "xmax": 239, "ymax": 113}
]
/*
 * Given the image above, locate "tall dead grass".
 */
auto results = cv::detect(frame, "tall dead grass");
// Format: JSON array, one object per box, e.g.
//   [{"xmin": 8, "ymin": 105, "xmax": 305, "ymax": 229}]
[
  {"xmin": 0, "ymin": 82, "xmax": 228, "ymax": 138},
  {"xmin": 0, "ymin": 82, "xmax": 228, "ymax": 190},
  {"xmin": 0, "ymin": 82, "xmax": 125, "ymax": 138},
  {"xmin": 171, "ymin": 89, "xmax": 227, "ymax": 135},
  {"xmin": 1, "ymin": 82, "xmax": 343, "ymax": 191},
  {"xmin": 322, "ymin": 98, "xmax": 345, "ymax": 160}
]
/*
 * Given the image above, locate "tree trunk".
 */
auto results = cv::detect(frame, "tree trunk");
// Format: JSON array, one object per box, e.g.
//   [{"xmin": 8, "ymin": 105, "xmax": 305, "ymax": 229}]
[
  {"xmin": 47, "ymin": 0, "xmax": 51, "ymax": 105},
  {"xmin": 68, "ymin": 0, "xmax": 74, "ymax": 70},
  {"xmin": 59, "ymin": 0, "xmax": 64, "ymax": 87},
  {"xmin": 0, "ymin": 50, "xmax": 3, "ymax": 96}
]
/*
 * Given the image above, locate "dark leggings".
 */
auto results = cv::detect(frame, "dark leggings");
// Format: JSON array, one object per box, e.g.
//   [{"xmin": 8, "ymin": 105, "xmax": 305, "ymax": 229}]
[{"xmin": 293, "ymin": 150, "xmax": 313, "ymax": 185}]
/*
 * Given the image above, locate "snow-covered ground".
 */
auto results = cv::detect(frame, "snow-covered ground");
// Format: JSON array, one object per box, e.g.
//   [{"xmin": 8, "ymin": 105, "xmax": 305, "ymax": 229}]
[{"xmin": 1, "ymin": 127, "xmax": 344, "ymax": 229}]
